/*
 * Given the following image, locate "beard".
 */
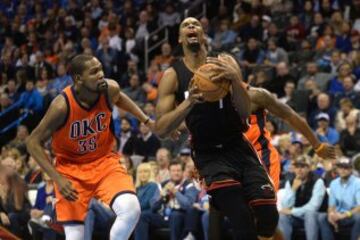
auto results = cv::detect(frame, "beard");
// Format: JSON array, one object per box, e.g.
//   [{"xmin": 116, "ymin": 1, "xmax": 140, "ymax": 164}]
[
  {"xmin": 82, "ymin": 81, "xmax": 108, "ymax": 93},
  {"xmin": 187, "ymin": 42, "xmax": 201, "ymax": 52}
]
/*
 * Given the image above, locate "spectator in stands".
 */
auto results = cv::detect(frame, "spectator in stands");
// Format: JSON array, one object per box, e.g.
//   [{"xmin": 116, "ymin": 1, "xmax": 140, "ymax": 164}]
[
  {"xmin": 211, "ymin": 19, "xmax": 237, "ymax": 51},
  {"xmin": 123, "ymin": 74, "xmax": 146, "ymax": 106},
  {"xmin": 28, "ymin": 172, "xmax": 56, "ymax": 240},
  {"xmin": 309, "ymin": 93, "xmax": 337, "ymax": 128},
  {"xmin": 119, "ymin": 117, "xmax": 137, "ymax": 154},
  {"xmin": 96, "ymin": 38, "xmax": 118, "ymax": 78},
  {"xmin": 297, "ymin": 62, "xmax": 332, "ymax": 92},
  {"xmin": 4, "ymin": 79, "xmax": 19, "ymax": 103},
  {"xmin": 32, "ymin": 52, "xmax": 52, "ymax": 81},
  {"xmin": 134, "ymin": 160, "xmax": 198, "ymax": 240},
  {"xmin": 239, "ymin": 14, "xmax": 263, "ymax": 41},
  {"xmin": 279, "ymin": 156, "xmax": 327, "ymax": 240},
  {"xmin": 135, "ymin": 10, "xmax": 157, "ymax": 40},
  {"xmin": 146, "ymin": 61, "xmax": 162, "ymax": 87},
  {"xmin": 334, "ymin": 75, "xmax": 360, "ymax": 108},
  {"xmin": 155, "ymin": 148, "xmax": 171, "ymax": 183},
  {"xmin": 120, "ymin": 59, "xmax": 144, "ymax": 88},
  {"xmin": 279, "ymin": 81, "xmax": 296, "ymax": 105},
  {"xmin": 339, "ymin": 114, "xmax": 360, "ymax": 158},
  {"xmin": 315, "ymin": 113, "xmax": 339, "ymax": 145},
  {"xmin": 47, "ymin": 63, "xmax": 72, "ymax": 98},
  {"xmin": 8, "ymin": 125, "xmax": 28, "ymax": 155},
  {"xmin": 158, "ymin": 3, "xmax": 181, "ymax": 28},
  {"xmin": 328, "ymin": 62, "xmax": 353, "ymax": 95},
  {"xmin": 318, "ymin": 158, "xmax": 360, "ymax": 240},
  {"xmin": 335, "ymin": 98, "xmax": 360, "ymax": 131},
  {"xmin": 335, "ymin": 21, "xmax": 352, "ymax": 53},
  {"xmin": 264, "ymin": 37, "xmax": 288, "ymax": 66},
  {"xmin": 24, "ymin": 155, "xmax": 42, "ymax": 185},
  {"xmin": 237, "ymin": 37, "xmax": 265, "ymax": 68},
  {"xmin": 142, "ymin": 82, "xmax": 158, "ymax": 102},
  {"xmin": 265, "ymin": 61, "xmax": 295, "ymax": 98},
  {"xmin": 125, "ymin": 122, "xmax": 160, "ymax": 160},
  {"xmin": 0, "ymin": 165, "xmax": 30, "ymax": 239},
  {"xmin": 193, "ymin": 185, "xmax": 210, "ymax": 240},
  {"xmin": 136, "ymin": 163, "xmax": 160, "ymax": 212},
  {"xmin": 152, "ymin": 42, "xmax": 174, "ymax": 72}
]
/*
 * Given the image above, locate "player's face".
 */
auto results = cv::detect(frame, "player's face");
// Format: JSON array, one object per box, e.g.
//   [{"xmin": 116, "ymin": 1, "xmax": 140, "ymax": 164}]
[
  {"xmin": 179, "ymin": 17, "xmax": 205, "ymax": 52},
  {"xmin": 80, "ymin": 58, "xmax": 106, "ymax": 93}
]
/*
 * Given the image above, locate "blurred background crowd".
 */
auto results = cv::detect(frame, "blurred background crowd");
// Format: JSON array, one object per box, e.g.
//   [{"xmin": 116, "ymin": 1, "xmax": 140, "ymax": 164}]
[{"xmin": 0, "ymin": 0, "xmax": 360, "ymax": 239}]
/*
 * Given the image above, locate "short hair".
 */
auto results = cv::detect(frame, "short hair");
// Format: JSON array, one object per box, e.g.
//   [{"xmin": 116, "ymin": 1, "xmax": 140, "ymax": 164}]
[
  {"xmin": 339, "ymin": 98, "xmax": 353, "ymax": 108},
  {"xmin": 69, "ymin": 54, "xmax": 94, "ymax": 77},
  {"xmin": 169, "ymin": 159, "xmax": 184, "ymax": 170}
]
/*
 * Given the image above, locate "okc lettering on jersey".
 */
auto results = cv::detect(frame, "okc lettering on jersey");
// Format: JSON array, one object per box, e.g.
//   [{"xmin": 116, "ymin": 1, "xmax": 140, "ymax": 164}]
[
  {"xmin": 69, "ymin": 112, "xmax": 107, "ymax": 153},
  {"xmin": 69, "ymin": 112, "xmax": 107, "ymax": 139}
]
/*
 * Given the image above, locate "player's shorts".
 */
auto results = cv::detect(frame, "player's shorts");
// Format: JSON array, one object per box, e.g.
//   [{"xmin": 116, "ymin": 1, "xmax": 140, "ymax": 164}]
[
  {"xmin": 54, "ymin": 152, "xmax": 135, "ymax": 223},
  {"xmin": 192, "ymin": 135, "xmax": 276, "ymax": 207},
  {"xmin": 256, "ymin": 146, "xmax": 281, "ymax": 192}
]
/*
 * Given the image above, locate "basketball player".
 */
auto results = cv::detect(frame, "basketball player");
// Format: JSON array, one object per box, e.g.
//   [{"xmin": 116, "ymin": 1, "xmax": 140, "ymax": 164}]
[
  {"xmin": 26, "ymin": 55, "xmax": 153, "ymax": 240},
  {"xmin": 155, "ymin": 17, "xmax": 278, "ymax": 240},
  {"xmin": 209, "ymin": 53, "xmax": 336, "ymax": 190},
  {"xmin": 207, "ymin": 53, "xmax": 336, "ymax": 240}
]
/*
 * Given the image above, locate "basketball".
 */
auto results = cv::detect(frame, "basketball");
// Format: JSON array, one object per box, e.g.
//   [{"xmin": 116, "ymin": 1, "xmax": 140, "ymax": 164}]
[{"xmin": 192, "ymin": 63, "xmax": 231, "ymax": 102}]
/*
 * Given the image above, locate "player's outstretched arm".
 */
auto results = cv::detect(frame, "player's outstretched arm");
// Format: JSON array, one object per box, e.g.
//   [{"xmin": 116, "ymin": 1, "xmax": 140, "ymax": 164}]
[
  {"xmin": 155, "ymin": 68, "xmax": 202, "ymax": 138},
  {"xmin": 107, "ymin": 79, "xmax": 150, "ymax": 125},
  {"xmin": 251, "ymin": 88, "xmax": 336, "ymax": 159},
  {"xmin": 26, "ymin": 95, "xmax": 78, "ymax": 201}
]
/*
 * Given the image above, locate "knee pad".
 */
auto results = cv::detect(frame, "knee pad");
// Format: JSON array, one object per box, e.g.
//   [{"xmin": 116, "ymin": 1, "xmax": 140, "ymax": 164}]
[
  {"xmin": 252, "ymin": 204, "xmax": 279, "ymax": 237},
  {"xmin": 111, "ymin": 193, "xmax": 141, "ymax": 222}
]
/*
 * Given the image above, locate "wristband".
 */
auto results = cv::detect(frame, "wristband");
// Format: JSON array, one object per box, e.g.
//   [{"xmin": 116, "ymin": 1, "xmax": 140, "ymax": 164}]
[
  {"xmin": 144, "ymin": 117, "xmax": 150, "ymax": 125},
  {"xmin": 315, "ymin": 143, "xmax": 325, "ymax": 153}
]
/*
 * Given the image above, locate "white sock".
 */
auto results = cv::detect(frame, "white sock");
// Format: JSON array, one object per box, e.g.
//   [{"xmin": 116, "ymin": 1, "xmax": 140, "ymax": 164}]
[
  {"xmin": 110, "ymin": 193, "xmax": 141, "ymax": 240},
  {"xmin": 63, "ymin": 224, "xmax": 84, "ymax": 240}
]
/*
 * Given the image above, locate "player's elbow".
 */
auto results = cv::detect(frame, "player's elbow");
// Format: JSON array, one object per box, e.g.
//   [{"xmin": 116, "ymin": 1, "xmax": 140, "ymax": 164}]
[
  {"xmin": 25, "ymin": 135, "xmax": 39, "ymax": 151},
  {"xmin": 154, "ymin": 123, "xmax": 170, "ymax": 139}
]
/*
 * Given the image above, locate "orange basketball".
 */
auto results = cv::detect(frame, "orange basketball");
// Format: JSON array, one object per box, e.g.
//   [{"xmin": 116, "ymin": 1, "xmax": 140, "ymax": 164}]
[{"xmin": 192, "ymin": 63, "xmax": 231, "ymax": 102}]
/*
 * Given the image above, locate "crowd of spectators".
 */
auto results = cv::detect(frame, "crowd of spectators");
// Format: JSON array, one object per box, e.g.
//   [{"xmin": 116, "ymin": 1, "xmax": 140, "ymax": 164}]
[{"xmin": 0, "ymin": 0, "xmax": 360, "ymax": 239}]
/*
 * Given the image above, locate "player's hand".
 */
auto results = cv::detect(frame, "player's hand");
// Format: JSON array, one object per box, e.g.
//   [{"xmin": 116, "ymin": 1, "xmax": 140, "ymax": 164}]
[
  {"xmin": 0, "ymin": 212, "xmax": 10, "ymax": 225},
  {"xmin": 146, "ymin": 118, "xmax": 155, "ymax": 131},
  {"xmin": 170, "ymin": 130, "xmax": 181, "ymax": 141},
  {"xmin": 206, "ymin": 57, "xmax": 239, "ymax": 83},
  {"xmin": 315, "ymin": 143, "xmax": 336, "ymax": 159},
  {"xmin": 55, "ymin": 176, "xmax": 78, "ymax": 201},
  {"xmin": 188, "ymin": 83, "xmax": 204, "ymax": 105}
]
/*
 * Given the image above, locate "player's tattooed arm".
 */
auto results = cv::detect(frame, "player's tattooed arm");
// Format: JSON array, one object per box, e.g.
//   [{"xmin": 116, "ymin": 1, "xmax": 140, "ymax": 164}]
[
  {"xmin": 26, "ymin": 95, "xmax": 79, "ymax": 201},
  {"xmin": 251, "ymin": 88, "xmax": 335, "ymax": 159}
]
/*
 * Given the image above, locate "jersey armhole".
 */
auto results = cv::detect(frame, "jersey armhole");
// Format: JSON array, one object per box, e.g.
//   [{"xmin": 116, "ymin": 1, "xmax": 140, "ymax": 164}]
[{"xmin": 56, "ymin": 93, "xmax": 70, "ymax": 130}]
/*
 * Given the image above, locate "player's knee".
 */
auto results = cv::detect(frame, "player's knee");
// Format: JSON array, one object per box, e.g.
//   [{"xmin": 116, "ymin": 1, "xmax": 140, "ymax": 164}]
[
  {"xmin": 253, "ymin": 204, "xmax": 279, "ymax": 237},
  {"xmin": 112, "ymin": 193, "xmax": 141, "ymax": 223}
]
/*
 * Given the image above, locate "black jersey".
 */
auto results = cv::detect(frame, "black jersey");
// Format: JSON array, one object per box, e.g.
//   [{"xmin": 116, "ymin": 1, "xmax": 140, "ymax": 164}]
[{"xmin": 172, "ymin": 58, "xmax": 247, "ymax": 150}]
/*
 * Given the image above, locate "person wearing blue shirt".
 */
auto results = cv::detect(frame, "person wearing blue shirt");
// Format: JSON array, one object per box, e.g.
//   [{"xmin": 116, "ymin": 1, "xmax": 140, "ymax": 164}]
[
  {"xmin": 318, "ymin": 158, "xmax": 360, "ymax": 240},
  {"xmin": 315, "ymin": 113, "xmax": 340, "ymax": 145},
  {"xmin": 278, "ymin": 157, "xmax": 327, "ymax": 240}
]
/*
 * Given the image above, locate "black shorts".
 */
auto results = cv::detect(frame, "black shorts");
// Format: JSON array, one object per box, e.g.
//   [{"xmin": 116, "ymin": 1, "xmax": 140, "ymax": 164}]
[{"xmin": 192, "ymin": 136, "xmax": 276, "ymax": 205}]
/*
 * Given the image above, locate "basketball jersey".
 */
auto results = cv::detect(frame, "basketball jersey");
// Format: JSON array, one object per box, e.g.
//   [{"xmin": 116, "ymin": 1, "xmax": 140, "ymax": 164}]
[
  {"xmin": 52, "ymin": 86, "xmax": 115, "ymax": 163},
  {"xmin": 172, "ymin": 58, "xmax": 247, "ymax": 149},
  {"xmin": 245, "ymin": 109, "xmax": 276, "ymax": 168}
]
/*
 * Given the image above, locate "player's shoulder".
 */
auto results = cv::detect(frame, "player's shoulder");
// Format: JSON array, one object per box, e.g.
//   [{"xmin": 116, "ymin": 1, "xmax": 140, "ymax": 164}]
[
  {"xmin": 50, "ymin": 93, "xmax": 68, "ymax": 112},
  {"xmin": 105, "ymin": 79, "xmax": 119, "ymax": 89}
]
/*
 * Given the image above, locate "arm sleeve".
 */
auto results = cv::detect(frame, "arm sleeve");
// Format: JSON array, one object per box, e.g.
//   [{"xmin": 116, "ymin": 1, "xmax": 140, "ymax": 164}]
[
  {"xmin": 175, "ymin": 183, "xmax": 199, "ymax": 210},
  {"xmin": 291, "ymin": 179, "xmax": 326, "ymax": 217},
  {"xmin": 280, "ymin": 181, "xmax": 296, "ymax": 209}
]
